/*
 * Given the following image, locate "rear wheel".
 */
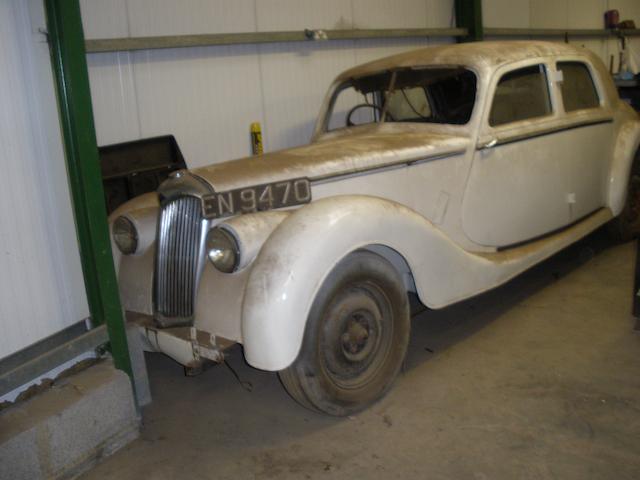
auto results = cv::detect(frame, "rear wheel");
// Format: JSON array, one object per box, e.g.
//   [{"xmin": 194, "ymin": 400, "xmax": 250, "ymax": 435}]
[
  {"xmin": 609, "ymin": 150, "xmax": 640, "ymax": 241},
  {"xmin": 279, "ymin": 250, "xmax": 410, "ymax": 416}
]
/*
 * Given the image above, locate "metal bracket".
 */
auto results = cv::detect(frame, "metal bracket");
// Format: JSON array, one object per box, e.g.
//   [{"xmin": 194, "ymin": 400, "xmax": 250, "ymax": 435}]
[
  {"xmin": 37, "ymin": 28, "xmax": 49, "ymax": 44},
  {"xmin": 190, "ymin": 327, "xmax": 223, "ymax": 362}
]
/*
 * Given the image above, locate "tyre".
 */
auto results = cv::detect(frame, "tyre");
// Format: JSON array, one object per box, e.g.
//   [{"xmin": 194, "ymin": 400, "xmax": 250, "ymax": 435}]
[
  {"xmin": 609, "ymin": 150, "xmax": 640, "ymax": 242},
  {"xmin": 279, "ymin": 250, "xmax": 410, "ymax": 416}
]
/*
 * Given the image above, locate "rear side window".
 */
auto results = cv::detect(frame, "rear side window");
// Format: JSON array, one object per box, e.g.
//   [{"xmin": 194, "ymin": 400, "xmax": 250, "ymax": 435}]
[
  {"xmin": 489, "ymin": 64, "xmax": 551, "ymax": 127},
  {"xmin": 557, "ymin": 62, "xmax": 600, "ymax": 112}
]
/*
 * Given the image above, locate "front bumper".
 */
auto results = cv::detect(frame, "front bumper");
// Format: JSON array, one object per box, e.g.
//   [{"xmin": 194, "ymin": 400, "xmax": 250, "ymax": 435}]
[{"xmin": 128, "ymin": 312, "xmax": 236, "ymax": 368}]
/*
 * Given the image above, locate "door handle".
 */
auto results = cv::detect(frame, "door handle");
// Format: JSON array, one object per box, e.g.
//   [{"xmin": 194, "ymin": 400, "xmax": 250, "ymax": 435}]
[{"xmin": 478, "ymin": 138, "xmax": 497, "ymax": 150}]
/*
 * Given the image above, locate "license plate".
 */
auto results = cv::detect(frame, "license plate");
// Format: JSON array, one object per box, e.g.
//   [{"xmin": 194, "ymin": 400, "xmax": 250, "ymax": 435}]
[{"xmin": 201, "ymin": 178, "xmax": 311, "ymax": 220}]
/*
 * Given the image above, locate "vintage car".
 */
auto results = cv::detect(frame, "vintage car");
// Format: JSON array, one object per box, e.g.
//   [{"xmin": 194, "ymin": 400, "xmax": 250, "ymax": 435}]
[{"xmin": 110, "ymin": 41, "xmax": 640, "ymax": 416}]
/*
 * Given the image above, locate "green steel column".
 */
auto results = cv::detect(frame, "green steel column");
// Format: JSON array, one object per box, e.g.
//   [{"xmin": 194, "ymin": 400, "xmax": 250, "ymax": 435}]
[
  {"xmin": 43, "ymin": 0, "xmax": 132, "ymax": 377},
  {"xmin": 455, "ymin": 0, "xmax": 484, "ymax": 42}
]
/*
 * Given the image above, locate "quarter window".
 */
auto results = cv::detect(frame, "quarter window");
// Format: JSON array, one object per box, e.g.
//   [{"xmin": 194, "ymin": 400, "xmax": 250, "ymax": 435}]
[
  {"xmin": 489, "ymin": 64, "xmax": 551, "ymax": 127},
  {"xmin": 557, "ymin": 62, "xmax": 599, "ymax": 112}
]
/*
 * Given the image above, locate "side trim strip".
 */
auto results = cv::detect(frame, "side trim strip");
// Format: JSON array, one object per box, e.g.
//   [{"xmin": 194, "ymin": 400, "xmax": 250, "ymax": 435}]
[
  {"xmin": 478, "ymin": 118, "xmax": 613, "ymax": 150},
  {"xmin": 309, "ymin": 148, "xmax": 467, "ymax": 184}
]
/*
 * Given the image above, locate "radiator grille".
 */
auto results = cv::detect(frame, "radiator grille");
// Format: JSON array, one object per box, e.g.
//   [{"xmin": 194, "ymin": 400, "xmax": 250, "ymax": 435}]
[{"xmin": 155, "ymin": 196, "xmax": 203, "ymax": 321}]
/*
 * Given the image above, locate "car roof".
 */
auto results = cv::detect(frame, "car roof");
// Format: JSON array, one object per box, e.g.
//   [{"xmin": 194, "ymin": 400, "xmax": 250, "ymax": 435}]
[{"xmin": 337, "ymin": 41, "xmax": 599, "ymax": 81}]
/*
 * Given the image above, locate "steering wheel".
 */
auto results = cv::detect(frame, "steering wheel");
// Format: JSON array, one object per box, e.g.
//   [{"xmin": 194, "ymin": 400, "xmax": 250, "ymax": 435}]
[{"xmin": 346, "ymin": 103, "xmax": 395, "ymax": 126}]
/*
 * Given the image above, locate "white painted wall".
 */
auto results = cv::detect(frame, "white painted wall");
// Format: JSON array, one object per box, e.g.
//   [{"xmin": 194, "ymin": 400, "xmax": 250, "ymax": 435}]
[
  {"xmin": 80, "ymin": 0, "xmax": 456, "ymax": 167},
  {"xmin": 0, "ymin": 0, "xmax": 89, "ymax": 359},
  {"xmin": 483, "ymin": 0, "xmax": 640, "ymax": 71}
]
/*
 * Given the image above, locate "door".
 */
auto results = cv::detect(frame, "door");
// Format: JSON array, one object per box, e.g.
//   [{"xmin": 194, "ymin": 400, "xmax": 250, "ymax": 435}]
[
  {"xmin": 462, "ymin": 62, "xmax": 572, "ymax": 247},
  {"xmin": 555, "ymin": 61, "xmax": 612, "ymax": 221}
]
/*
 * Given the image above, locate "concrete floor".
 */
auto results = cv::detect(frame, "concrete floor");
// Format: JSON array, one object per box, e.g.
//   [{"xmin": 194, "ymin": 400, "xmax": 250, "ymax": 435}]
[{"xmin": 82, "ymin": 231, "xmax": 640, "ymax": 480}]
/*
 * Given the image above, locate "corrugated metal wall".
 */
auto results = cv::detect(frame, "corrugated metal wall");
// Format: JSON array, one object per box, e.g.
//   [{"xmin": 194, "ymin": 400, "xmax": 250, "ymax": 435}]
[
  {"xmin": 0, "ymin": 0, "xmax": 89, "ymax": 359},
  {"xmin": 80, "ymin": 0, "xmax": 456, "ymax": 168}
]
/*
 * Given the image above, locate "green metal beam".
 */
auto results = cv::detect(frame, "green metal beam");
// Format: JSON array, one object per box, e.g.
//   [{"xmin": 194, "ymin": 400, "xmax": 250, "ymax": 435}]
[
  {"xmin": 455, "ymin": 0, "xmax": 483, "ymax": 42},
  {"xmin": 43, "ymin": 0, "xmax": 132, "ymax": 378}
]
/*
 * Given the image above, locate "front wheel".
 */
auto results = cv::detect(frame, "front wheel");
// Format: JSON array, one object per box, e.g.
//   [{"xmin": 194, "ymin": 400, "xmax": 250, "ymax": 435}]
[{"xmin": 279, "ymin": 250, "xmax": 410, "ymax": 416}]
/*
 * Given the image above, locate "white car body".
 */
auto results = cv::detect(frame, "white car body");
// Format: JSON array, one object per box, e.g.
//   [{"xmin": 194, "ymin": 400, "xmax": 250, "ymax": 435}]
[{"xmin": 111, "ymin": 41, "xmax": 640, "ymax": 373}]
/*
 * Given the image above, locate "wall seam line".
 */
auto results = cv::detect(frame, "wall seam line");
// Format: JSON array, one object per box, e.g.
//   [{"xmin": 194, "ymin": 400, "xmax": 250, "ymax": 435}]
[
  {"xmin": 254, "ymin": 0, "xmax": 269, "ymax": 152},
  {"xmin": 124, "ymin": 0, "xmax": 143, "ymax": 141}
]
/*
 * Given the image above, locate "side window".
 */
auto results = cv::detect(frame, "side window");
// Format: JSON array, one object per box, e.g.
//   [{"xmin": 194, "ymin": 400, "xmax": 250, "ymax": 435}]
[
  {"xmin": 489, "ymin": 64, "xmax": 552, "ymax": 127},
  {"xmin": 557, "ymin": 62, "xmax": 600, "ymax": 112}
]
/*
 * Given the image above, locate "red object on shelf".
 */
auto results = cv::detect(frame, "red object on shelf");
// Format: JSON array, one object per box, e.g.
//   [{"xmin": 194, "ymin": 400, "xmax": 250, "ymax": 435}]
[{"xmin": 605, "ymin": 9, "xmax": 619, "ymax": 29}]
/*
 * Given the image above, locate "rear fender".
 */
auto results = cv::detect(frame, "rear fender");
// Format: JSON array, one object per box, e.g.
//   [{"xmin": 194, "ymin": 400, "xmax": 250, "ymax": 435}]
[{"xmin": 608, "ymin": 118, "xmax": 640, "ymax": 215}]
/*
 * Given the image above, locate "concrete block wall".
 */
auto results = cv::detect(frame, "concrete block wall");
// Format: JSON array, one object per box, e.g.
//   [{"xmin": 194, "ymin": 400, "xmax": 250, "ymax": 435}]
[{"xmin": 0, "ymin": 360, "xmax": 139, "ymax": 480}]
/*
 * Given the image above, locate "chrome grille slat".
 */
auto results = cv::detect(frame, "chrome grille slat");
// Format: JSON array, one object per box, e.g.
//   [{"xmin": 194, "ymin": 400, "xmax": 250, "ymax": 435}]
[{"xmin": 155, "ymin": 196, "xmax": 202, "ymax": 322}]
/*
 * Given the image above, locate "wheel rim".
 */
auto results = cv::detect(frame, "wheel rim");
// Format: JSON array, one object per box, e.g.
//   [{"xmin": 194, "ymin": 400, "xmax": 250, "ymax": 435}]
[{"xmin": 320, "ymin": 282, "xmax": 393, "ymax": 390}]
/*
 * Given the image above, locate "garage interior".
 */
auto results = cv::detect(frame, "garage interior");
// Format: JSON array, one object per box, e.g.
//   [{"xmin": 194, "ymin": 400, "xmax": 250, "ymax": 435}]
[
  {"xmin": 1, "ymin": 0, "xmax": 639, "ymax": 479},
  {"xmin": 85, "ymin": 235, "xmax": 640, "ymax": 479}
]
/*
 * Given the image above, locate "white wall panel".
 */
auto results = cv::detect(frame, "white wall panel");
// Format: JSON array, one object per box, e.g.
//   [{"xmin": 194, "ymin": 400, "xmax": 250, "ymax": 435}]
[
  {"xmin": 353, "ymin": 37, "xmax": 432, "ymax": 64},
  {"xmin": 83, "ymin": 0, "xmax": 640, "ymax": 168},
  {"xmin": 353, "ymin": 0, "xmax": 429, "ymax": 28},
  {"xmin": 530, "ymin": 0, "xmax": 568, "ymax": 29},
  {"xmin": 255, "ymin": 0, "xmax": 453, "ymax": 31},
  {"xmin": 258, "ymin": 41, "xmax": 356, "ymax": 151},
  {"xmin": 79, "ymin": 0, "xmax": 130, "ymax": 38},
  {"xmin": 132, "ymin": 45, "xmax": 263, "ymax": 167},
  {"xmin": 566, "ymin": 0, "xmax": 607, "ymax": 62},
  {"xmin": 255, "ymin": 0, "xmax": 353, "ymax": 30},
  {"xmin": 481, "ymin": 0, "xmax": 637, "ymax": 65},
  {"xmin": 567, "ymin": 0, "xmax": 604, "ymax": 28},
  {"xmin": 126, "ymin": 0, "xmax": 256, "ymax": 36},
  {"xmin": 84, "ymin": 0, "xmax": 459, "ymax": 164},
  {"xmin": 427, "ymin": 0, "xmax": 455, "ymax": 27},
  {"xmin": 482, "ymin": 0, "xmax": 530, "ymax": 28},
  {"xmin": 87, "ymin": 52, "xmax": 141, "ymax": 146},
  {"xmin": 570, "ymin": 38, "xmax": 607, "ymax": 62},
  {"xmin": 0, "ymin": 0, "xmax": 89, "ymax": 358}
]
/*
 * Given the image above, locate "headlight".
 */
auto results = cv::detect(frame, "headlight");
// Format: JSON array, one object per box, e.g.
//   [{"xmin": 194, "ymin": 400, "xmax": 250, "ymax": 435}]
[
  {"xmin": 206, "ymin": 228, "xmax": 239, "ymax": 273},
  {"xmin": 113, "ymin": 216, "xmax": 138, "ymax": 255}
]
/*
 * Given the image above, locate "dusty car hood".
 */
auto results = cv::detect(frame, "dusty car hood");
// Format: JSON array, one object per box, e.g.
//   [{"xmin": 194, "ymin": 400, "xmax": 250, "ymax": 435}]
[{"xmin": 192, "ymin": 125, "xmax": 469, "ymax": 192}]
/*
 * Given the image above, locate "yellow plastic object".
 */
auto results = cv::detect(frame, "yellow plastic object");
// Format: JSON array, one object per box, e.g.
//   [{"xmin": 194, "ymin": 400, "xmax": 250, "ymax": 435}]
[{"xmin": 250, "ymin": 122, "xmax": 263, "ymax": 155}]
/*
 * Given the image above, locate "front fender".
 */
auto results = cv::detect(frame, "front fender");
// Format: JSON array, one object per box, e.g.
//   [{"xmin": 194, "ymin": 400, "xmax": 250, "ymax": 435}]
[
  {"xmin": 241, "ymin": 195, "xmax": 490, "ymax": 371},
  {"xmin": 108, "ymin": 192, "xmax": 159, "ymax": 313}
]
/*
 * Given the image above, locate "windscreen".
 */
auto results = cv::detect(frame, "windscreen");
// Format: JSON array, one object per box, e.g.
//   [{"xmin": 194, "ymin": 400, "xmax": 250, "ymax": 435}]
[{"xmin": 327, "ymin": 67, "xmax": 477, "ymax": 130}]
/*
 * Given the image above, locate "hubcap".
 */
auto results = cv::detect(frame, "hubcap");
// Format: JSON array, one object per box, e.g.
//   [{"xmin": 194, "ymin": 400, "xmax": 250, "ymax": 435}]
[
  {"xmin": 320, "ymin": 283, "xmax": 391, "ymax": 389},
  {"xmin": 341, "ymin": 311, "xmax": 375, "ymax": 361}
]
